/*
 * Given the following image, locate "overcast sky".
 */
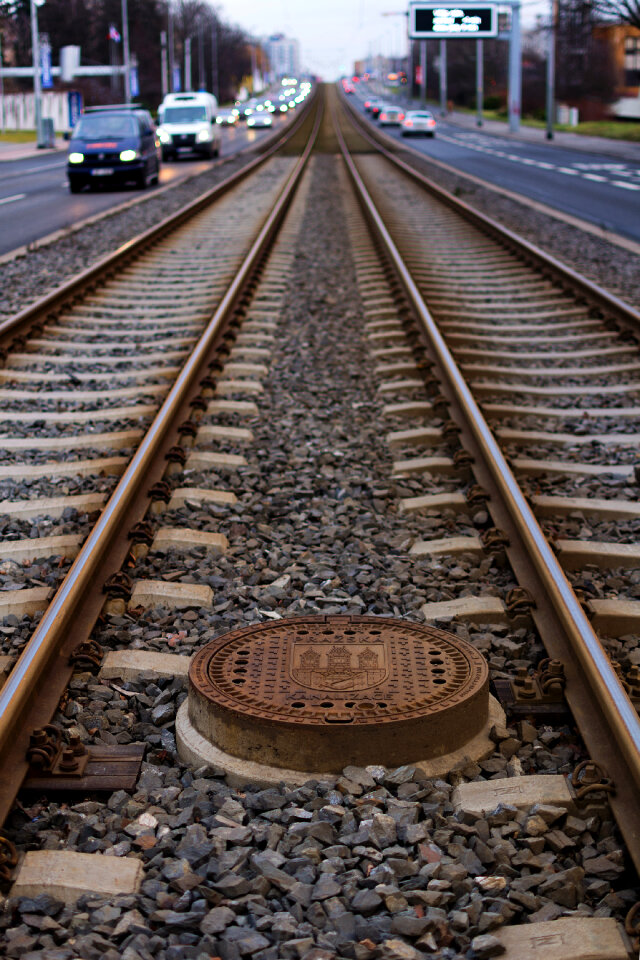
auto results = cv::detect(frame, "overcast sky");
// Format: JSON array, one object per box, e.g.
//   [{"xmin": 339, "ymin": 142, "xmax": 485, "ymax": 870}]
[
  {"xmin": 215, "ymin": 0, "xmax": 545, "ymax": 80},
  {"xmin": 216, "ymin": 0, "xmax": 419, "ymax": 79}
]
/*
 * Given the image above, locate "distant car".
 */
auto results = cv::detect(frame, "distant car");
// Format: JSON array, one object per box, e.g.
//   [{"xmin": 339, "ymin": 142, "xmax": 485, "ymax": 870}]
[
  {"xmin": 378, "ymin": 107, "xmax": 404, "ymax": 126},
  {"xmin": 401, "ymin": 110, "xmax": 437, "ymax": 137},
  {"xmin": 364, "ymin": 99, "xmax": 373, "ymax": 111},
  {"xmin": 67, "ymin": 105, "xmax": 160, "ymax": 193},
  {"xmin": 371, "ymin": 101, "xmax": 384, "ymax": 119},
  {"xmin": 247, "ymin": 114, "xmax": 273, "ymax": 128},
  {"xmin": 216, "ymin": 109, "xmax": 238, "ymax": 126}
]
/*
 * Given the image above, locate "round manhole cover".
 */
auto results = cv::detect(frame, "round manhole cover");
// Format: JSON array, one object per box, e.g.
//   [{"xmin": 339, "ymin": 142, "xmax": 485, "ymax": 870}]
[{"xmin": 188, "ymin": 615, "xmax": 489, "ymax": 771}]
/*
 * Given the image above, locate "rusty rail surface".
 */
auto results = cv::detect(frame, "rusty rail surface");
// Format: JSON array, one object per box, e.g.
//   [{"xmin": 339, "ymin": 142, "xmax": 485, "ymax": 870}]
[
  {"xmin": 0, "ymin": 95, "xmax": 323, "ymax": 828},
  {"xmin": 333, "ymin": 95, "xmax": 640, "ymax": 873}
]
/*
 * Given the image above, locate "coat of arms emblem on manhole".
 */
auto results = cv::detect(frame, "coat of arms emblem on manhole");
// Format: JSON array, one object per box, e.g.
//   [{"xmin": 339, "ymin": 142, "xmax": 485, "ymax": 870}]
[{"xmin": 290, "ymin": 641, "xmax": 388, "ymax": 692}]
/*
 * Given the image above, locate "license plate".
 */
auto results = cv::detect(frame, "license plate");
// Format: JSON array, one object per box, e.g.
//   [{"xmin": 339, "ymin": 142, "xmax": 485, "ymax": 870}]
[{"xmin": 91, "ymin": 168, "xmax": 113, "ymax": 176}]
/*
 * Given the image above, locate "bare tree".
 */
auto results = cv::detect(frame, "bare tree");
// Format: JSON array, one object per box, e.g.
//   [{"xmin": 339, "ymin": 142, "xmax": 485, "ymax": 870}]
[{"xmin": 593, "ymin": 0, "xmax": 640, "ymax": 29}]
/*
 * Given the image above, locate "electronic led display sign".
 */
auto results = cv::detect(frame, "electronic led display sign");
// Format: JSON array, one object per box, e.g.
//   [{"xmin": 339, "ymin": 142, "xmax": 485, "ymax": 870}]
[{"xmin": 409, "ymin": 4, "xmax": 497, "ymax": 38}]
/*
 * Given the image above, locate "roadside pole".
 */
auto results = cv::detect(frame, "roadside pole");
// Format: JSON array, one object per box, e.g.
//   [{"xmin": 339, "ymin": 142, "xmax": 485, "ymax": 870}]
[
  {"xmin": 476, "ymin": 38, "xmax": 484, "ymax": 126},
  {"xmin": 30, "ymin": 0, "xmax": 44, "ymax": 147},
  {"xmin": 121, "ymin": 0, "xmax": 131, "ymax": 102}
]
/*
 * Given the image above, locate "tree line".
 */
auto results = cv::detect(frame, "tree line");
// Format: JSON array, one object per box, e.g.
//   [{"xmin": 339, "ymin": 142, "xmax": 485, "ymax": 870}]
[{"xmin": 0, "ymin": 0, "xmax": 258, "ymax": 108}]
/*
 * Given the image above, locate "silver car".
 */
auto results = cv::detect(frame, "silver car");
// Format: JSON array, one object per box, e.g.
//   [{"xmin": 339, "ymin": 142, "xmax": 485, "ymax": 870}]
[
  {"xmin": 378, "ymin": 106, "xmax": 405, "ymax": 126},
  {"xmin": 401, "ymin": 110, "xmax": 437, "ymax": 137}
]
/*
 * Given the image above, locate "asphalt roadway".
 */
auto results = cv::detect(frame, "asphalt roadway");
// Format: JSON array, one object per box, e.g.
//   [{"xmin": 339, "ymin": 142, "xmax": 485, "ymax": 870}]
[
  {"xmin": 0, "ymin": 118, "xmax": 286, "ymax": 258},
  {"xmin": 351, "ymin": 90, "xmax": 640, "ymax": 247}
]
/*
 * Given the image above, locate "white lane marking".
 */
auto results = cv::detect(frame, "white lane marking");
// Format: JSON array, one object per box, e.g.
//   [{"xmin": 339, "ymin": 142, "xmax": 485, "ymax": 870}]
[
  {"xmin": 0, "ymin": 161, "xmax": 66, "ymax": 181},
  {"xmin": 426, "ymin": 129, "xmax": 640, "ymax": 193},
  {"xmin": 0, "ymin": 193, "xmax": 26, "ymax": 206}
]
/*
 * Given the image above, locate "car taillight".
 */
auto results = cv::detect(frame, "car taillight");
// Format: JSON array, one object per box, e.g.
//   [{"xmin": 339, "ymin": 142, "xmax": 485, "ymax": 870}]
[
  {"xmin": 405, "ymin": 120, "xmax": 413, "ymax": 126},
  {"xmin": 428, "ymin": 119, "xmax": 435, "ymax": 126},
  {"xmin": 380, "ymin": 113, "xmax": 387, "ymax": 120},
  {"xmin": 399, "ymin": 113, "xmax": 404, "ymax": 120}
]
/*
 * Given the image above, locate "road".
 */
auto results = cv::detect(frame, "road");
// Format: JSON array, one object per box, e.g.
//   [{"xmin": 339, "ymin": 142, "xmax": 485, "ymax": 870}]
[
  {"xmin": 351, "ymin": 93, "xmax": 640, "ymax": 245},
  {"xmin": 0, "ymin": 120, "xmax": 285, "ymax": 258}
]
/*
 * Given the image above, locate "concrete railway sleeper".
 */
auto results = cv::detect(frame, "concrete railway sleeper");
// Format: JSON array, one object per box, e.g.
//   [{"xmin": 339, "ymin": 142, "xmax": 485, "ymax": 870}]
[{"xmin": 0, "ymin": 85, "xmax": 638, "ymax": 959}]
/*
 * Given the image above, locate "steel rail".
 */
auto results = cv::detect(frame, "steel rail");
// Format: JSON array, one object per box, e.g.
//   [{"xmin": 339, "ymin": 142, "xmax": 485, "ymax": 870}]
[
  {"xmin": 333, "ymin": 96, "xmax": 640, "ymax": 871},
  {"xmin": 339, "ymin": 90, "xmax": 640, "ymax": 331},
  {"xmin": 0, "ymin": 88, "xmax": 318, "ymax": 345},
  {"xmin": 0, "ymin": 96, "xmax": 324, "ymax": 828}
]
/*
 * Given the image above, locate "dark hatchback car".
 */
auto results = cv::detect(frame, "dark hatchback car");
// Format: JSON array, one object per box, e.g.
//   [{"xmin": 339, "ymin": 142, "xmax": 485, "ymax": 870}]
[{"xmin": 67, "ymin": 106, "xmax": 161, "ymax": 192}]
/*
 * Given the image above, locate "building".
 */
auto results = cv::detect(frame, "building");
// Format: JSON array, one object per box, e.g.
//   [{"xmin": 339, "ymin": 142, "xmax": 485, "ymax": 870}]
[
  {"xmin": 594, "ymin": 23, "xmax": 640, "ymax": 118},
  {"xmin": 263, "ymin": 34, "xmax": 300, "ymax": 80}
]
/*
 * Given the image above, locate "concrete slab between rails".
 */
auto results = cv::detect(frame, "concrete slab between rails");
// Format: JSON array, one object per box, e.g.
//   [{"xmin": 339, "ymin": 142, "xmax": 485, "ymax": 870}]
[
  {"xmin": 0, "ymin": 493, "xmax": 107, "ymax": 520},
  {"xmin": 222, "ymin": 362, "xmax": 268, "ymax": 378},
  {"xmin": 168, "ymin": 487, "xmax": 237, "ymax": 510},
  {"xmin": 472, "ymin": 381, "xmax": 640, "ymax": 398},
  {"xmin": 185, "ymin": 451, "xmax": 248, "ymax": 472},
  {"xmin": 0, "ymin": 430, "xmax": 143, "ymax": 452},
  {"xmin": 452, "ymin": 774, "xmax": 573, "ymax": 818},
  {"xmin": 494, "ymin": 917, "xmax": 631, "ymax": 960},
  {"xmin": 0, "ymin": 586, "xmax": 52, "ymax": 618},
  {"xmin": 213, "ymin": 380, "xmax": 264, "ymax": 396},
  {"xmin": 532, "ymin": 495, "xmax": 640, "ymax": 520},
  {"xmin": 230, "ymin": 347, "xmax": 271, "ymax": 361},
  {"xmin": 366, "ymin": 320, "xmax": 403, "ymax": 332},
  {"xmin": 206, "ymin": 400, "xmax": 259, "ymax": 417},
  {"xmin": 422, "ymin": 596, "xmax": 507, "ymax": 624},
  {"xmin": 0, "ymin": 405, "xmax": 157, "ymax": 425},
  {"xmin": 498, "ymin": 427, "xmax": 640, "ymax": 446},
  {"xmin": 9, "ymin": 851, "xmax": 143, "ymax": 904},
  {"xmin": 587, "ymin": 598, "xmax": 640, "ymax": 635},
  {"xmin": 555, "ymin": 539, "xmax": 640, "ymax": 569},
  {"xmin": 401, "ymin": 492, "xmax": 467, "ymax": 515},
  {"xmin": 128, "ymin": 580, "xmax": 213, "ymax": 611},
  {"xmin": 0, "ymin": 456, "xmax": 128, "ymax": 482},
  {"xmin": 392, "ymin": 456, "xmax": 456, "ymax": 477},
  {"xmin": 152, "ymin": 527, "xmax": 228, "ymax": 556},
  {"xmin": 383, "ymin": 401, "xmax": 433, "ymax": 419},
  {"xmin": 378, "ymin": 379, "xmax": 424, "ymax": 396},
  {"xmin": 0, "ymin": 534, "xmax": 83, "ymax": 564},
  {"xmin": 410, "ymin": 536, "xmax": 483, "ymax": 558},
  {"xmin": 512, "ymin": 458, "xmax": 634, "ymax": 479},
  {"xmin": 371, "ymin": 347, "xmax": 412, "ymax": 360},
  {"xmin": 100, "ymin": 649, "xmax": 191, "ymax": 681},
  {"xmin": 175, "ymin": 696, "xmax": 505, "ymax": 789},
  {"xmin": 196, "ymin": 425, "xmax": 254, "ymax": 444},
  {"xmin": 369, "ymin": 332, "xmax": 407, "ymax": 345},
  {"xmin": 375, "ymin": 362, "xmax": 420, "ymax": 377},
  {"xmin": 483, "ymin": 402, "xmax": 640, "ymax": 420},
  {"xmin": 387, "ymin": 427, "xmax": 442, "ymax": 448}
]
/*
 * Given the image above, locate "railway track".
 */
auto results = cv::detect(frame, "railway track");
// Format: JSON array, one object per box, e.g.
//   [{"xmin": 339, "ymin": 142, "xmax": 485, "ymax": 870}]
[{"xmin": 0, "ymin": 84, "xmax": 639, "ymax": 959}]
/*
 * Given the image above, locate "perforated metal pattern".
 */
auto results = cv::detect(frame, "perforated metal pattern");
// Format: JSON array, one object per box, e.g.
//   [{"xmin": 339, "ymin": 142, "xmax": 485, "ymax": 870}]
[{"xmin": 190, "ymin": 615, "xmax": 487, "ymax": 726}]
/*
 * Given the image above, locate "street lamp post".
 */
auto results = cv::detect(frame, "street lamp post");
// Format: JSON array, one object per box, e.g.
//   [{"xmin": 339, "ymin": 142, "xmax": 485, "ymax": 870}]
[
  {"xmin": 545, "ymin": 0, "xmax": 557, "ymax": 139},
  {"xmin": 121, "ymin": 0, "xmax": 131, "ymax": 102},
  {"xmin": 30, "ymin": 0, "xmax": 45, "ymax": 147}
]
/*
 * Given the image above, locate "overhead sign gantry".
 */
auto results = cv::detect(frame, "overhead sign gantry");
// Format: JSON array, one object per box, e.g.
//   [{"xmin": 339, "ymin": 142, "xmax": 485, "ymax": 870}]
[{"xmin": 409, "ymin": 4, "xmax": 497, "ymax": 39}]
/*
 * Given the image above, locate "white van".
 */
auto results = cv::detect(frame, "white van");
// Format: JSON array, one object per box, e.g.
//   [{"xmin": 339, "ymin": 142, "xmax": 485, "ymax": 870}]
[{"xmin": 156, "ymin": 92, "xmax": 221, "ymax": 160}]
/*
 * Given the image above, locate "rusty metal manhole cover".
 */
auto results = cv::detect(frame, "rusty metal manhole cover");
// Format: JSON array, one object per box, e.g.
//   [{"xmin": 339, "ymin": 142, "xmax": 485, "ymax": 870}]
[{"xmin": 188, "ymin": 615, "xmax": 489, "ymax": 771}]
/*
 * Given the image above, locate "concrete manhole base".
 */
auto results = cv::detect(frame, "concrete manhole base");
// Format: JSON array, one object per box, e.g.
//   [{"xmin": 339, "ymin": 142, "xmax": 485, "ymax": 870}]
[
  {"xmin": 176, "ymin": 694, "xmax": 506, "ymax": 788},
  {"xmin": 177, "ymin": 615, "xmax": 502, "ymax": 783}
]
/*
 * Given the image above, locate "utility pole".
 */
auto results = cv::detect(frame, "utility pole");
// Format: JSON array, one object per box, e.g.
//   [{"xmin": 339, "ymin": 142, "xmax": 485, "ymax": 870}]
[
  {"xmin": 168, "ymin": 5, "xmax": 175, "ymax": 92},
  {"xmin": 476, "ymin": 39, "xmax": 484, "ymax": 126},
  {"xmin": 439, "ymin": 39, "xmax": 447, "ymax": 115},
  {"xmin": 508, "ymin": 0, "xmax": 522, "ymax": 132},
  {"xmin": 185, "ymin": 37, "xmax": 192, "ymax": 90},
  {"xmin": 211, "ymin": 18, "xmax": 219, "ymax": 100},
  {"xmin": 121, "ymin": 0, "xmax": 131, "ymax": 103},
  {"xmin": 420, "ymin": 40, "xmax": 427, "ymax": 105},
  {"xmin": 545, "ymin": 0, "xmax": 557, "ymax": 138},
  {"xmin": 1, "ymin": 25, "xmax": 6, "ymax": 132},
  {"xmin": 30, "ymin": 0, "xmax": 44, "ymax": 146},
  {"xmin": 160, "ymin": 30, "xmax": 168, "ymax": 98},
  {"xmin": 198, "ymin": 19, "xmax": 205, "ymax": 90}
]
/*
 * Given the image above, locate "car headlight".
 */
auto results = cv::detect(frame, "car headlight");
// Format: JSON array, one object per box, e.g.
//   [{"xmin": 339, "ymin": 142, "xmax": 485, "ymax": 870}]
[
  {"xmin": 247, "ymin": 118, "xmax": 255, "ymax": 126},
  {"xmin": 196, "ymin": 129, "xmax": 213, "ymax": 142},
  {"xmin": 119, "ymin": 149, "xmax": 139, "ymax": 162},
  {"xmin": 68, "ymin": 152, "xmax": 84, "ymax": 164},
  {"xmin": 157, "ymin": 128, "xmax": 172, "ymax": 144},
  {"xmin": 216, "ymin": 117, "xmax": 223, "ymax": 124}
]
